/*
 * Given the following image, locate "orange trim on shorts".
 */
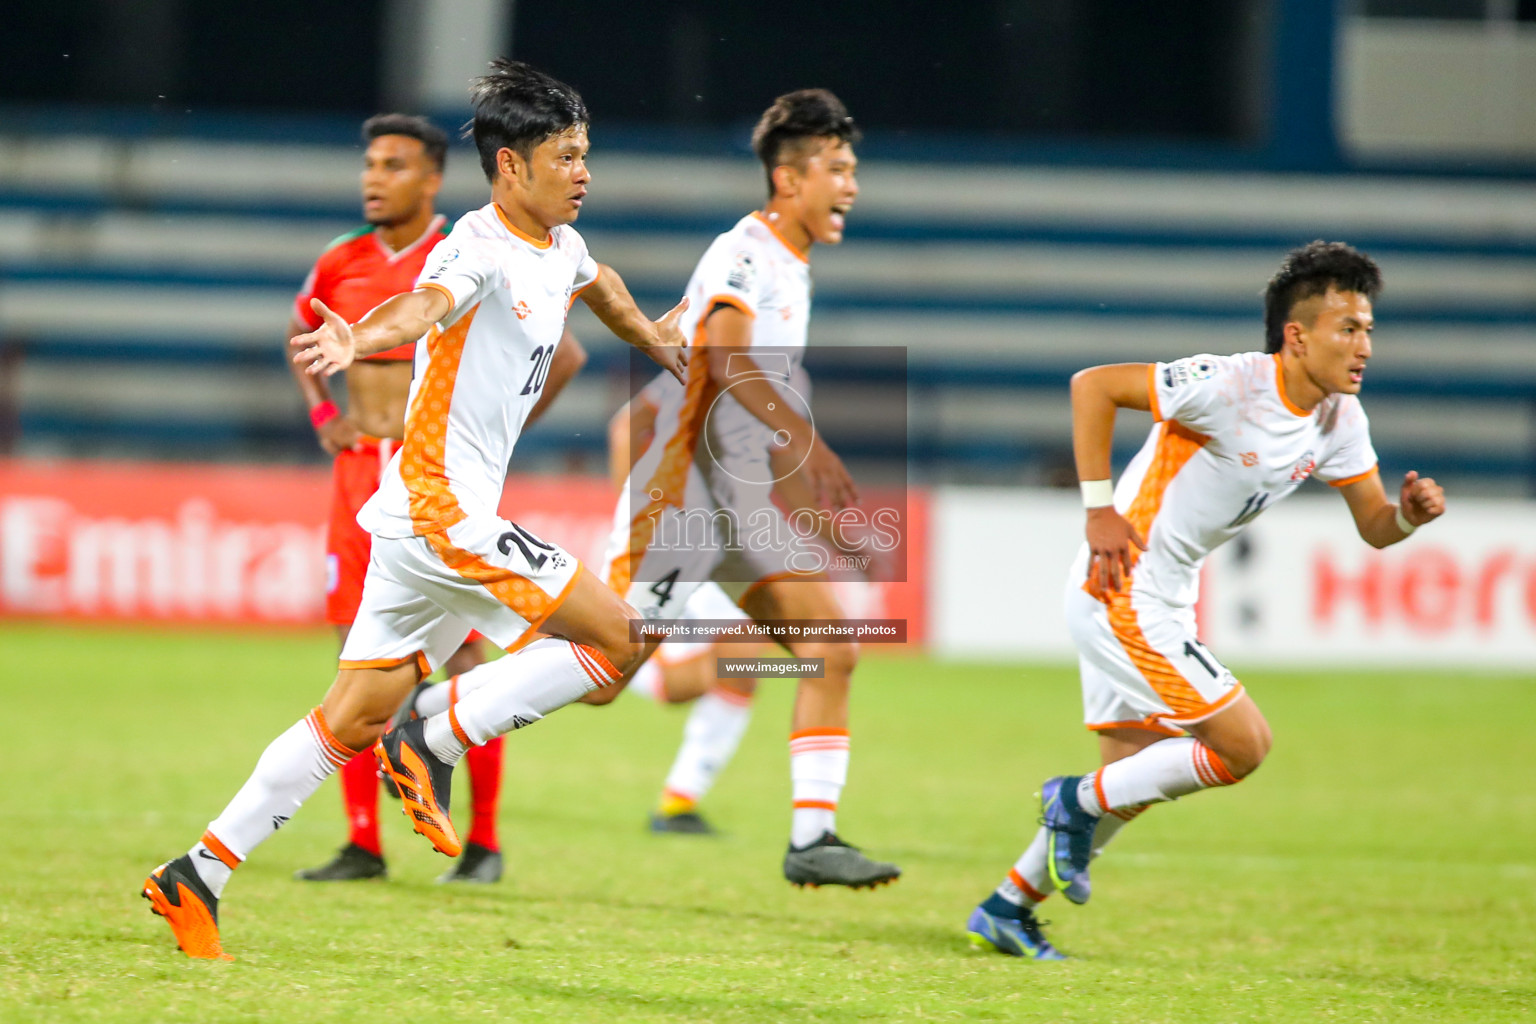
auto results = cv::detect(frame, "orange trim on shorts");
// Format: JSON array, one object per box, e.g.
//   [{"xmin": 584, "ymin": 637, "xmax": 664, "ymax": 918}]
[
  {"xmin": 792, "ymin": 799, "xmax": 838, "ymax": 811},
  {"xmin": 1086, "ymin": 718, "xmax": 1186, "ymax": 737},
  {"xmin": 1157, "ymin": 682, "xmax": 1246, "ymax": 726},
  {"xmin": 1146, "ymin": 363, "xmax": 1163, "ymax": 422},
  {"xmin": 1008, "ymin": 868, "xmax": 1049, "ymax": 904},
  {"xmin": 400, "ymin": 304, "xmax": 480, "ymax": 536},
  {"xmin": 606, "ymin": 326, "xmax": 720, "ymax": 596},
  {"xmin": 199, "ymin": 830, "xmax": 242, "ymax": 869},
  {"xmin": 1325, "ymin": 465, "xmax": 1378, "ymax": 489},
  {"xmin": 422, "ymin": 529, "xmax": 572, "ymax": 642}
]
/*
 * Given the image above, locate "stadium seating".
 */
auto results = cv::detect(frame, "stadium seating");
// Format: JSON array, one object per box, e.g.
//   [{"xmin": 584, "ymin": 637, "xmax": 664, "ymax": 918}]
[{"xmin": 2, "ymin": 128, "xmax": 1533, "ymax": 492}]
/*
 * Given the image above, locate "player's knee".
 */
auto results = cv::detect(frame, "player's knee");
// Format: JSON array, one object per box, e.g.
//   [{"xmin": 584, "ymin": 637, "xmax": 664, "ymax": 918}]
[
  {"xmin": 820, "ymin": 641, "xmax": 860, "ymax": 680},
  {"xmin": 1219, "ymin": 719, "xmax": 1272, "ymax": 780},
  {"xmin": 583, "ymin": 620, "xmax": 646, "ymax": 678},
  {"xmin": 794, "ymin": 641, "xmax": 857, "ymax": 684},
  {"xmin": 578, "ymin": 682, "xmax": 624, "ymax": 706}
]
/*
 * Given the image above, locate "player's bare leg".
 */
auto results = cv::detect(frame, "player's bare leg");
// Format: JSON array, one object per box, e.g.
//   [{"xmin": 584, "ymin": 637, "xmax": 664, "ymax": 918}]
[
  {"xmin": 741, "ymin": 577, "xmax": 899, "ymax": 889},
  {"xmin": 143, "ymin": 660, "xmax": 421, "ymax": 959}
]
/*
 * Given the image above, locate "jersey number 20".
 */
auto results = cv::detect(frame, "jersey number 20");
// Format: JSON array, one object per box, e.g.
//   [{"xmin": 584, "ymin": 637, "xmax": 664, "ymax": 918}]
[{"xmin": 520, "ymin": 345, "xmax": 557, "ymax": 396}]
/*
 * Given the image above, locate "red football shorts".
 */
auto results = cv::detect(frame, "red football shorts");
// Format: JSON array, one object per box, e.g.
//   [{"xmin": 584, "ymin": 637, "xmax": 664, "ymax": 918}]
[{"xmin": 325, "ymin": 438, "xmax": 395, "ymax": 626}]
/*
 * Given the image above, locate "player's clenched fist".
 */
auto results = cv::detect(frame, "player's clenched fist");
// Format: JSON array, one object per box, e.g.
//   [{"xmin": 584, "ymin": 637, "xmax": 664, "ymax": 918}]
[
  {"xmin": 1399, "ymin": 470, "xmax": 1444, "ymax": 526},
  {"xmin": 291, "ymin": 299, "xmax": 357, "ymax": 377}
]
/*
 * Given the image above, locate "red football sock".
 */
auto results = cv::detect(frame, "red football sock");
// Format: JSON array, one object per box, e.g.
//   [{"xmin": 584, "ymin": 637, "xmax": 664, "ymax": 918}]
[
  {"xmin": 339, "ymin": 749, "xmax": 381, "ymax": 856},
  {"xmin": 463, "ymin": 735, "xmax": 503, "ymax": 852}
]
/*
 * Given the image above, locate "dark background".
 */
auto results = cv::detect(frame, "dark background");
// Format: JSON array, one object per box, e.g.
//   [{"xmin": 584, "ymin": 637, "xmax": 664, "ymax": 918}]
[{"xmin": 5, "ymin": 0, "xmax": 1272, "ymax": 143}]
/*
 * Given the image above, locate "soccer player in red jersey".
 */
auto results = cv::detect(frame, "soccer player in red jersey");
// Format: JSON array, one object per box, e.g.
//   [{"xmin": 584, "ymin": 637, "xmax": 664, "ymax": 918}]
[{"xmin": 284, "ymin": 113, "xmax": 587, "ymax": 884}]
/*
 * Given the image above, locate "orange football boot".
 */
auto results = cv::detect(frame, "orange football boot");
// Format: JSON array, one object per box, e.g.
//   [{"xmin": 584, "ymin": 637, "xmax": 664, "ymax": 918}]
[
  {"xmin": 375, "ymin": 717, "xmax": 461, "ymax": 857},
  {"xmin": 142, "ymin": 855, "xmax": 233, "ymax": 961}
]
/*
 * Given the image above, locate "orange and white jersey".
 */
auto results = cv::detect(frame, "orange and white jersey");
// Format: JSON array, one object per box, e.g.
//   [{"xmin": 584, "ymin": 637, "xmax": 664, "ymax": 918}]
[
  {"xmin": 358, "ymin": 203, "xmax": 598, "ymax": 540},
  {"xmin": 659, "ymin": 211, "xmax": 813, "ymax": 471},
  {"xmin": 1086, "ymin": 351, "xmax": 1378, "ymax": 608}
]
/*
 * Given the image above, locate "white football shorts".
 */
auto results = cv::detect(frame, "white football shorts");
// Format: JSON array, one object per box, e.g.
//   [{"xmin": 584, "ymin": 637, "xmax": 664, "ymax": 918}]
[
  {"xmin": 1064, "ymin": 573, "xmax": 1244, "ymax": 736},
  {"xmin": 339, "ymin": 514, "xmax": 582, "ymax": 674}
]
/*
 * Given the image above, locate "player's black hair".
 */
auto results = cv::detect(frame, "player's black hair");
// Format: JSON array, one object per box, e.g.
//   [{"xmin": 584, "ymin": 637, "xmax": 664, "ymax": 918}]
[
  {"xmin": 1263, "ymin": 241, "xmax": 1383, "ymax": 354},
  {"xmin": 467, "ymin": 59, "xmax": 589, "ymax": 183},
  {"xmin": 750, "ymin": 89, "xmax": 860, "ymax": 197},
  {"xmin": 362, "ymin": 113, "xmax": 448, "ymax": 172}
]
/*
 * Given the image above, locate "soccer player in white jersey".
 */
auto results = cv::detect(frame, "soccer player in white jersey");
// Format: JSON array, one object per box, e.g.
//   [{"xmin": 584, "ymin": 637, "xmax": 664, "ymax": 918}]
[
  {"xmin": 607, "ymin": 376, "xmax": 764, "ymax": 835},
  {"xmin": 593, "ymin": 90, "xmax": 900, "ymax": 889},
  {"xmin": 967, "ymin": 242, "xmax": 1446, "ymax": 960},
  {"xmin": 141, "ymin": 60, "xmax": 687, "ymax": 961}
]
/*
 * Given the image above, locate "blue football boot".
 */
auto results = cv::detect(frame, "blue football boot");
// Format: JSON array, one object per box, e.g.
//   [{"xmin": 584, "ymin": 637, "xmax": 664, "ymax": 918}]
[
  {"xmin": 966, "ymin": 899, "xmax": 1067, "ymax": 961},
  {"xmin": 1040, "ymin": 775, "xmax": 1098, "ymax": 905}
]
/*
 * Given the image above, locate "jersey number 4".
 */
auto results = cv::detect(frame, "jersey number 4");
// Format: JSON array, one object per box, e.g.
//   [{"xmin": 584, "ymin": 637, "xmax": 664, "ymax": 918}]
[
  {"xmin": 520, "ymin": 345, "xmax": 557, "ymax": 396},
  {"xmin": 497, "ymin": 523, "xmax": 556, "ymax": 571}
]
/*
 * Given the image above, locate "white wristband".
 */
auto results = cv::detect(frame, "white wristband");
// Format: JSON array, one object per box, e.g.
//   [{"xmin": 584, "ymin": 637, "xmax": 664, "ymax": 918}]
[
  {"xmin": 1394, "ymin": 507, "xmax": 1417, "ymax": 535},
  {"xmin": 1080, "ymin": 479, "xmax": 1115, "ymax": 508}
]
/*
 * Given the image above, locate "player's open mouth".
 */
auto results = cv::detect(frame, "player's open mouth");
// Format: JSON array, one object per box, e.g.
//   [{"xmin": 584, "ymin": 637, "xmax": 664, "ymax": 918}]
[
  {"xmin": 829, "ymin": 204, "xmax": 850, "ymax": 230},
  {"xmin": 1348, "ymin": 367, "xmax": 1365, "ymax": 384}
]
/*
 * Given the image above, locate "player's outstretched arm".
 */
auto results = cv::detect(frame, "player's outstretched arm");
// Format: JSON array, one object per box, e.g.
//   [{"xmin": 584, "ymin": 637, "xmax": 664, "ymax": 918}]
[
  {"xmin": 291, "ymin": 288, "xmax": 451, "ymax": 377},
  {"xmin": 578, "ymin": 264, "xmax": 688, "ymax": 383},
  {"xmin": 1338, "ymin": 469, "xmax": 1445, "ymax": 548},
  {"xmin": 526, "ymin": 328, "xmax": 588, "ymax": 427},
  {"xmin": 1072, "ymin": 363, "xmax": 1154, "ymax": 591},
  {"xmin": 702, "ymin": 305, "xmax": 857, "ymax": 510},
  {"xmin": 283, "ymin": 314, "xmax": 360, "ymax": 454}
]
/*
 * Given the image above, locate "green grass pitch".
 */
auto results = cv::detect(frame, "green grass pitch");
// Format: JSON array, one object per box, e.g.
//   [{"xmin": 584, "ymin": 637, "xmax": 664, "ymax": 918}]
[{"xmin": 2, "ymin": 623, "xmax": 1533, "ymax": 1023}]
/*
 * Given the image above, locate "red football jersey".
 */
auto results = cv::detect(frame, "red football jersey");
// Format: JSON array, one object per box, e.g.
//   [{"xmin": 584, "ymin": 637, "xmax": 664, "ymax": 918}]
[{"xmin": 293, "ymin": 214, "xmax": 449, "ymax": 361}]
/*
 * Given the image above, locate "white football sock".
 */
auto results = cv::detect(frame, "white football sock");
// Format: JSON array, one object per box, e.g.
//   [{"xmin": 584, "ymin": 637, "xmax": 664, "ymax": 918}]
[
  {"xmin": 996, "ymin": 829, "xmax": 1052, "ymax": 907},
  {"xmin": 1093, "ymin": 737, "xmax": 1237, "ymax": 811},
  {"xmin": 196, "ymin": 707, "xmax": 356, "ymax": 897},
  {"xmin": 423, "ymin": 638, "xmax": 620, "ymax": 764},
  {"xmin": 789, "ymin": 729, "xmax": 849, "ymax": 848},
  {"xmin": 414, "ymin": 666, "xmax": 497, "ymax": 719},
  {"xmin": 661, "ymin": 686, "xmax": 753, "ymax": 805}
]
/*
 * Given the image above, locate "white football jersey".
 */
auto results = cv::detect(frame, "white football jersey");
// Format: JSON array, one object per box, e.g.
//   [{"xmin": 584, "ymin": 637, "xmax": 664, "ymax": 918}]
[
  {"xmin": 360, "ymin": 203, "xmax": 598, "ymax": 539},
  {"xmin": 1089, "ymin": 351, "xmax": 1378, "ymax": 607},
  {"xmin": 643, "ymin": 211, "xmax": 813, "ymax": 486}
]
